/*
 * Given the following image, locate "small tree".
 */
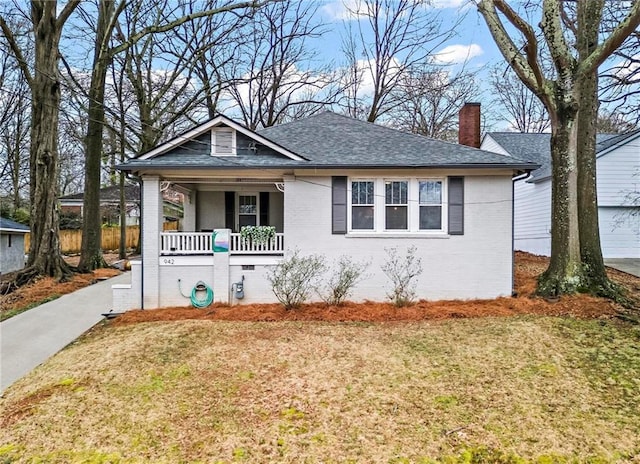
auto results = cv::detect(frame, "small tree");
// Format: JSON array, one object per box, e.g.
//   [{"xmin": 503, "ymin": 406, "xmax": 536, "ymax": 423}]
[
  {"xmin": 318, "ymin": 256, "xmax": 369, "ymax": 306},
  {"xmin": 267, "ymin": 250, "xmax": 326, "ymax": 310},
  {"xmin": 381, "ymin": 246, "xmax": 423, "ymax": 307}
]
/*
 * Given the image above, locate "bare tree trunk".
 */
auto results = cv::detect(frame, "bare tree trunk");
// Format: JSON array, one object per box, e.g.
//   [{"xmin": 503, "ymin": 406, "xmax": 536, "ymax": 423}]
[
  {"xmin": 538, "ymin": 106, "xmax": 584, "ymax": 296},
  {"xmin": 575, "ymin": 0, "xmax": 618, "ymax": 297},
  {"xmin": 15, "ymin": 2, "xmax": 76, "ymax": 286},
  {"xmin": 78, "ymin": 0, "xmax": 114, "ymax": 272}
]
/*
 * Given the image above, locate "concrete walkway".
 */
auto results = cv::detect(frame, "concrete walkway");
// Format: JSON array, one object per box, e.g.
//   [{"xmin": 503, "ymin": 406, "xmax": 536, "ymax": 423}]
[
  {"xmin": 605, "ymin": 259, "xmax": 640, "ymax": 278},
  {"xmin": 0, "ymin": 272, "xmax": 131, "ymax": 394}
]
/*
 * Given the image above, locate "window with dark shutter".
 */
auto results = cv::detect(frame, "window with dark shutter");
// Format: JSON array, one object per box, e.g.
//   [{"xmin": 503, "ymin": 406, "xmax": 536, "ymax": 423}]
[
  {"xmin": 260, "ymin": 192, "xmax": 269, "ymax": 226},
  {"xmin": 332, "ymin": 176, "xmax": 347, "ymax": 234},
  {"xmin": 225, "ymin": 191, "xmax": 235, "ymax": 231},
  {"xmin": 448, "ymin": 176, "xmax": 464, "ymax": 235}
]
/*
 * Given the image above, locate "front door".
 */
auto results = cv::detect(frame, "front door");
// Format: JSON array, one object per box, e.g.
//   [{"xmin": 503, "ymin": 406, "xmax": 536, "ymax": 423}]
[{"xmin": 238, "ymin": 194, "xmax": 258, "ymax": 228}]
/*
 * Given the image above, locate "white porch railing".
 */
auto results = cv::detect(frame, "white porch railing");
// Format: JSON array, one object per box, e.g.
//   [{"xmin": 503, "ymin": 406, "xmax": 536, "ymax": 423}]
[
  {"xmin": 229, "ymin": 233, "xmax": 285, "ymax": 254},
  {"xmin": 160, "ymin": 232, "xmax": 284, "ymax": 255},
  {"xmin": 161, "ymin": 232, "xmax": 213, "ymax": 255}
]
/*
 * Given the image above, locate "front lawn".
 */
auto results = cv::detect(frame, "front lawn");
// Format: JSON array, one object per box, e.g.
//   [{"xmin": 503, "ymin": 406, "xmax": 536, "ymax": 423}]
[{"xmin": 1, "ymin": 317, "xmax": 639, "ymax": 463}]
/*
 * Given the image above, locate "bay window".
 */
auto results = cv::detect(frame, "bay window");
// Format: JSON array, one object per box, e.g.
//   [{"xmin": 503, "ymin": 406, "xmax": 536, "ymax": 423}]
[{"xmin": 345, "ymin": 177, "xmax": 453, "ymax": 234}]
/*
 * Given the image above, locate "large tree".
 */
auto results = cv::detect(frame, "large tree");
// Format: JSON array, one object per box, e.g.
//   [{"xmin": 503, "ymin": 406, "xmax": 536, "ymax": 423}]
[
  {"xmin": 489, "ymin": 64, "xmax": 550, "ymax": 132},
  {"xmin": 225, "ymin": 0, "xmax": 334, "ymax": 129},
  {"xmin": 75, "ymin": 0, "xmax": 276, "ymax": 272},
  {"xmin": 340, "ymin": 0, "xmax": 457, "ymax": 123},
  {"xmin": 0, "ymin": 0, "xmax": 81, "ymax": 285},
  {"xmin": 477, "ymin": 0, "xmax": 640, "ymax": 297},
  {"xmin": 389, "ymin": 67, "xmax": 480, "ymax": 141}
]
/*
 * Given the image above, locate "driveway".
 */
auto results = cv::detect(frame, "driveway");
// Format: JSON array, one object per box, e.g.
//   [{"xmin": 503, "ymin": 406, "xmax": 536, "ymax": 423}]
[
  {"xmin": 0, "ymin": 272, "xmax": 131, "ymax": 394},
  {"xmin": 605, "ymin": 259, "xmax": 640, "ymax": 278}
]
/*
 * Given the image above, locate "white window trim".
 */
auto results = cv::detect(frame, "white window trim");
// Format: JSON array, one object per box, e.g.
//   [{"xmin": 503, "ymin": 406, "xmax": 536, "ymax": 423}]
[
  {"xmin": 349, "ymin": 179, "xmax": 376, "ymax": 231},
  {"xmin": 417, "ymin": 178, "xmax": 447, "ymax": 233},
  {"xmin": 384, "ymin": 179, "xmax": 409, "ymax": 231},
  {"xmin": 347, "ymin": 177, "xmax": 448, "ymax": 235},
  {"xmin": 236, "ymin": 192, "xmax": 260, "ymax": 230},
  {"xmin": 211, "ymin": 128, "xmax": 237, "ymax": 156}
]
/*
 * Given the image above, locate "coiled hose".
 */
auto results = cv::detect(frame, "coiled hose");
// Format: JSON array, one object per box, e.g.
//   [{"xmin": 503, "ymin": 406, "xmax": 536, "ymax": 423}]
[{"xmin": 178, "ymin": 280, "xmax": 213, "ymax": 308}]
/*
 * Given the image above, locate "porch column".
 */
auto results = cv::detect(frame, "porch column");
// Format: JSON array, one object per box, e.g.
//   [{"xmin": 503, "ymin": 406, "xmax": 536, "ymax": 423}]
[
  {"xmin": 183, "ymin": 189, "xmax": 197, "ymax": 231},
  {"xmin": 213, "ymin": 228, "xmax": 230, "ymax": 304},
  {"xmin": 142, "ymin": 175, "xmax": 162, "ymax": 309}
]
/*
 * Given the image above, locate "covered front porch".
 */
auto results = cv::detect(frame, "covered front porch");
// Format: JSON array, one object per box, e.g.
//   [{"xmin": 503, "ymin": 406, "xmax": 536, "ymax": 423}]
[
  {"xmin": 156, "ymin": 174, "xmax": 286, "ymax": 256},
  {"xmin": 160, "ymin": 231, "xmax": 285, "ymax": 255},
  {"xmin": 112, "ymin": 175, "xmax": 289, "ymax": 310}
]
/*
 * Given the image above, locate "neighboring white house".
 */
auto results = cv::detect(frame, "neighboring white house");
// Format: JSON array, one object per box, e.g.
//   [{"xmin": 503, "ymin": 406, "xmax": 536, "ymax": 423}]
[
  {"xmin": 481, "ymin": 130, "xmax": 640, "ymax": 259},
  {"xmin": 113, "ymin": 109, "xmax": 537, "ymax": 311},
  {"xmin": 0, "ymin": 217, "xmax": 29, "ymax": 275}
]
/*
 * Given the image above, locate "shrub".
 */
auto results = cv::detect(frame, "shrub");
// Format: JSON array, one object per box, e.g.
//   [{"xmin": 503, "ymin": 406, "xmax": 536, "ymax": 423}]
[
  {"xmin": 11, "ymin": 207, "xmax": 30, "ymax": 225},
  {"xmin": 267, "ymin": 250, "xmax": 326, "ymax": 310},
  {"xmin": 59, "ymin": 211, "xmax": 82, "ymax": 230},
  {"xmin": 318, "ymin": 256, "xmax": 369, "ymax": 306},
  {"xmin": 241, "ymin": 225, "xmax": 276, "ymax": 245},
  {"xmin": 381, "ymin": 246, "xmax": 423, "ymax": 307}
]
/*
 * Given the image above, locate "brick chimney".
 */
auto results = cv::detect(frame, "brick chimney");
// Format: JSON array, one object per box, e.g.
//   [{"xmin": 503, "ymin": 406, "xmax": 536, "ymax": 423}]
[{"xmin": 458, "ymin": 102, "xmax": 481, "ymax": 148}]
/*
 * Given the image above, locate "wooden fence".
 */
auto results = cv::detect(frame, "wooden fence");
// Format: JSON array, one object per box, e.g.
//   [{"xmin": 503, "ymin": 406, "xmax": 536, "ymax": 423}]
[{"xmin": 24, "ymin": 222, "xmax": 178, "ymax": 254}]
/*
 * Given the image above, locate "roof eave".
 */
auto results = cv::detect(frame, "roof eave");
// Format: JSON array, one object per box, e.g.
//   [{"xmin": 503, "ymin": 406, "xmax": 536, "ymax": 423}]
[{"xmin": 118, "ymin": 162, "xmax": 540, "ymax": 173}]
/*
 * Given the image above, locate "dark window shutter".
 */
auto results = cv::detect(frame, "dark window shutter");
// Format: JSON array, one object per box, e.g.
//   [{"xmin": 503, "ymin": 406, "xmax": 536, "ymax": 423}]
[
  {"xmin": 332, "ymin": 176, "xmax": 347, "ymax": 234},
  {"xmin": 448, "ymin": 177, "xmax": 464, "ymax": 235},
  {"xmin": 259, "ymin": 192, "xmax": 269, "ymax": 226},
  {"xmin": 225, "ymin": 191, "xmax": 235, "ymax": 231}
]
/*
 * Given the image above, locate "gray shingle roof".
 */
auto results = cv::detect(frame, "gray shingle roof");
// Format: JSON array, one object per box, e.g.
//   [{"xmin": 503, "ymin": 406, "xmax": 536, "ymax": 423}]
[
  {"xmin": 121, "ymin": 111, "xmax": 538, "ymax": 172},
  {"xmin": 486, "ymin": 130, "xmax": 637, "ymax": 182},
  {"xmin": 0, "ymin": 217, "xmax": 30, "ymax": 232}
]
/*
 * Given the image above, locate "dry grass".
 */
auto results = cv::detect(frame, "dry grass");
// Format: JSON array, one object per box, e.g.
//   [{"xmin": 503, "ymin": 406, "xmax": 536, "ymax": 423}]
[{"xmin": 1, "ymin": 317, "xmax": 639, "ymax": 463}]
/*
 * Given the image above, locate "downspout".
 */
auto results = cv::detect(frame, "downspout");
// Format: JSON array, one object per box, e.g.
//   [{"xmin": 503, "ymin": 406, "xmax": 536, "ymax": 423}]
[
  {"xmin": 136, "ymin": 175, "xmax": 144, "ymax": 310},
  {"xmin": 511, "ymin": 170, "xmax": 532, "ymax": 296}
]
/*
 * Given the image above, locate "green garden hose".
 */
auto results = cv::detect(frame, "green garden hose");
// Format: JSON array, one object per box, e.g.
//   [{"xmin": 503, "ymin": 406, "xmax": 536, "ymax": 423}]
[{"xmin": 178, "ymin": 279, "xmax": 214, "ymax": 308}]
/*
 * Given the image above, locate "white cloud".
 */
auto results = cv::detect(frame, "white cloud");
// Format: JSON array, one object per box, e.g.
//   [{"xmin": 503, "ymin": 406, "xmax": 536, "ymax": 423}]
[
  {"xmin": 432, "ymin": 44, "xmax": 483, "ymax": 64},
  {"xmin": 429, "ymin": 0, "xmax": 469, "ymax": 8},
  {"xmin": 612, "ymin": 54, "xmax": 640, "ymax": 79},
  {"xmin": 322, "ymin": 0, "xmax": 370, "ymax": 21},
  {"xmin": 322, "ymin": 0, "xmax": 471, "ymax": 20}
]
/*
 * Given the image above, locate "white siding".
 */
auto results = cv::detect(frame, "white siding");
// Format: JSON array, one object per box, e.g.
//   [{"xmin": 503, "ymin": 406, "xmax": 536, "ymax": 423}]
[
  {"xmin": 513, "ymin": 178, "xmax": 552, "ymax": 256},
  {"xmin": 480, "ymin": 135, "xmax": 511, "ymax": 156},
  {"xmin": 284, "ymin": 174, "xmax": 514, "ymax": 301},
  {"xmin": 0, "ymin": 233, "xmax": 26, "ymax": 274},
  {"xmin": 486, "ymin": 134, "xmax": 640, "ymax": 259},
  {"xmin": 600, "ymin": 207, "xmax": 640, "ymax": 258},
  {"xmin": 597, "ymin": 136, "xmax": 640, "ymax": 206}
]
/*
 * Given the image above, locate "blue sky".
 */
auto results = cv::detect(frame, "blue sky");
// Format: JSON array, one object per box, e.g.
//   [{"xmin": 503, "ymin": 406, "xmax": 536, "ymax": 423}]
[{"xmin": 312, "ymin": 0, "xmax": 503, "ymax": 70}]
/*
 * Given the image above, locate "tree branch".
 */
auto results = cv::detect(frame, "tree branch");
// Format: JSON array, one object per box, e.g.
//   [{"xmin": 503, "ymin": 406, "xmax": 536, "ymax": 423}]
[
  {"xmin": 108, "ymin": 0, "xmax": 278, "ymax": 56},
  {"xmin": 539, "ymin": 0, "xmax": 574, "ymax": 75},
  {"xmin": 579, "ymin": 0, "xmax": 640, "ymax": 77},
  {"xmin": 0, "ymin": 15, "xmax": 33, "ymax": 85},
  {"xmin": 476, "ymin": 0, "xmax": 547, "ymax": 100},
  {"xmin": 56, "ymin": 0, "xmax": 81, "ymax": 29}
]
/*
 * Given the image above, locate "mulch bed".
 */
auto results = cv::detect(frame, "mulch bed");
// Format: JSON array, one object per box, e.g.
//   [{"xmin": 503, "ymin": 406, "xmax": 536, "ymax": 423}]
[{"xmin": 113, "ymin": 252, "xmax": 638, "ymax": 325}]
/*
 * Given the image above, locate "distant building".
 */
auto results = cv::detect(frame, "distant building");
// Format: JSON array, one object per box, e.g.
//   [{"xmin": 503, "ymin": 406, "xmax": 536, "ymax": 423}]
[
  {"xmin": 59, "ymin": 185, "xmax": 183, "ymax": 227},
  {"xmin": 0, "ymin": 217, "xmax": 29, "ymax": 275}
]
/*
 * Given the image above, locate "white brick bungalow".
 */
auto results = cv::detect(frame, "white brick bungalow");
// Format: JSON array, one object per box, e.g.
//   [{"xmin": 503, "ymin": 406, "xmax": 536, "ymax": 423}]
[
  {"xmin": 113, "ymin": 111, "xmax": 537, "ymax": 310},
  {"xmin": 481, "ymin": 130, "xmax": 640, "ymax": 259}
]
